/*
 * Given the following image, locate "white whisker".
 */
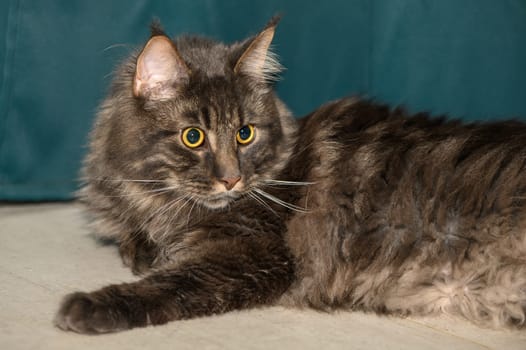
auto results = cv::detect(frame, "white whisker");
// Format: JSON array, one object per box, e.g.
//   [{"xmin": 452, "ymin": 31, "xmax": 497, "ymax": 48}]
[
  {"xmin": 263, "ymin": 179, "xmax": 315, "ymax": 186},
  {"xmin": 87, "ymin": 178, "xmax": 165, "ymax": 184},
  {"xmin": 248, "ymin": 191, "xmax": 278, "ymax": 216},
  {"xmin": 253, "ymin": 188, "xmax": 309, "ymax": 213},
  {"xmin": 100, "ymin": 186, "xmax": 179, "ymax": 198},
  {"xmin": 157, "ymin": 194, "xmax": 194, "ymax": 240},
  {"xmin": 171, "ymin": 195, "xmax": 194, "ymax": 219},
  {"xmin": 138, "ymin": 193, "xmax": 188, "ymax": 232},
  {"xmin": 185, "ymin": 196, "xmax": 199, "ymax": 228},
  {"xmin": 102, "ymin": 43, "xmax": 132, "ymax": 52}
]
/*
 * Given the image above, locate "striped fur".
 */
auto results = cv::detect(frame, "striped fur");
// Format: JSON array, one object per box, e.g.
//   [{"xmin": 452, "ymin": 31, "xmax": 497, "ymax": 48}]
[{"xmin": 55, "ymin": 22, "xmax": 526, "ymax": 334}]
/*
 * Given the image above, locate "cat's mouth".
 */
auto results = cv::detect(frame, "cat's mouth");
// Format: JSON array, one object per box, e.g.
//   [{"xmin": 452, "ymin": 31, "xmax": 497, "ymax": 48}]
[{"xmin": 199, "ymin": 191, "xmax": 241, "ymax": 210}]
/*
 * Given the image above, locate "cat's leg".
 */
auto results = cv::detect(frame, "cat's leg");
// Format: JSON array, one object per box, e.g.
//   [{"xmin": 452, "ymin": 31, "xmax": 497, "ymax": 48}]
[
  {"xmin": 54, "ymin": 238, "xmax": 294, "ymax": 333},
  {"xmin": 449, "ymin": 262, "xmax": 526, "ymax": 329},
  {"xmin": 381, "ymin": 259, "xmax": 526, "ymax": 329}
]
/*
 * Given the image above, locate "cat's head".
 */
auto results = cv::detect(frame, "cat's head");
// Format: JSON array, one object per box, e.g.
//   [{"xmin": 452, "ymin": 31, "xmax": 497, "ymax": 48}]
[{"xmin": 89, "ymin": 18, "xmax": 297, "ymax": 210}]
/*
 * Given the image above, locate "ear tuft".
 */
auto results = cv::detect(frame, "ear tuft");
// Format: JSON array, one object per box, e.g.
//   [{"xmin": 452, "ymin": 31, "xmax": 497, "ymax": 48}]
[
  {"xmin": 133, "ymin": 35, "xmax": 190, "ymax": 100},
  {"xmin": 149, "ymin": 18, "xmax": 166, "ymax": 37},
  {"xmin": 234, "ymin": 18, "xmax": 283, "ymax": 83}
]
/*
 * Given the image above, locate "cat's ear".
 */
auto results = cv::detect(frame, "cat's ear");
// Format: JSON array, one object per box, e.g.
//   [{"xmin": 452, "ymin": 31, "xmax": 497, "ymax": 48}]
[
  {"xmin": 133, "ymin": 35, "xmax": 190, "ymax": 100},
  {"xmin": 234, "ymin": 17, "xmax": 282, "ymax": 82}
]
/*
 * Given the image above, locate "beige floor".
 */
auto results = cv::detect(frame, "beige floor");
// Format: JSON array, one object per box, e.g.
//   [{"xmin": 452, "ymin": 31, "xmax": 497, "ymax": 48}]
[{"xmin": 1, "ymin": 203, "xmax": 525, "ymax": 350}]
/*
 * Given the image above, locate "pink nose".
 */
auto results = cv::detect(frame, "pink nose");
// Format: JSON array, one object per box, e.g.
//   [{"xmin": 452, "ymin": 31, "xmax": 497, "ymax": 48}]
[{"xmin": 220, "ymin": 176, "xmax": 241, "ymax": 191}]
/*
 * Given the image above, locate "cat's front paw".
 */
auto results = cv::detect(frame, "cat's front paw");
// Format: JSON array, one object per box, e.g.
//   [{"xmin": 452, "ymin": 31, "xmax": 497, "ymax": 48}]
[
  {"xmin": 54, "ymin": 292, "xmax": 130, "ymax": 334},
  {"xmin": 119, "ymin": 238, "xmax": 159, "ymax": 275}
]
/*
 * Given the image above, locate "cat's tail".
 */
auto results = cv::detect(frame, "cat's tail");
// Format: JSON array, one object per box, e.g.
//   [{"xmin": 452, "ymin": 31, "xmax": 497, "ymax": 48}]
[{"xmin": 54, "ymin": 239, "xmax": 294, "ymax": 334}]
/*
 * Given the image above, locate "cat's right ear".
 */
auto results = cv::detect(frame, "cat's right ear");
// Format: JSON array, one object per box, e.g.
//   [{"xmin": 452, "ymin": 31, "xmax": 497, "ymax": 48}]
[{"xmin": 133, "ymin": 36, "xmax": 190, "ymax": 100}]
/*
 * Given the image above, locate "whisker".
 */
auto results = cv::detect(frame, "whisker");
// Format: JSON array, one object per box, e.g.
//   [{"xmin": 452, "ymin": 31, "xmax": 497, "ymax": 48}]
[
  {"xmin": 163, "ymin": 196, "xmax": 194, "ymax": 237},
  {"xmin": 86, "ymin": 178, "xmax": 165, "ymax": 184},
  {"xmin": 263, "ymin": 179, "xmax": 315, "ymax": 186},
  {"xmin": 138, "ymin": 193, "xmax": 189, "ymax": 230},
  {"xmin": 172, "ymin": 195, "xmax": 194, "ymax": 219},
  {"xmin": 155, "ymin": 195, "xmax": 194, "ymax": 240},
  {"xmin": 117, "ymin": 191, "xmax": 176, "ymax": 226},
  {"xmin": 98, "ymin": 186, "xmax": 180, "ymax": 198},
  {"xmin": 164, "ymin": 194, "xmax": 194, "ymax": 220},
  {"xmin": 253, "ymin": 188, "xmax": 309, "ymax": 213},
  {"xmin": 160, "ymin": 195, "xmax": 194, "ymax": 239},
  {"xmin": 188, "ymin": 197, "xmax": 204, "ymax": 227},
  {"xmin": 247, "ymin": 191, "xmax": 278, "ymax": 216},
  {"xmin": 108, "ymin": 190, "xmax": 182, "ymax": 227},
  {"xmin": 185, "ymin": 195, "xmax": 199, "ymax": 228},
  {"xmin": 102, "ymin": 43, "xmax": 132, "ymax": 52}
]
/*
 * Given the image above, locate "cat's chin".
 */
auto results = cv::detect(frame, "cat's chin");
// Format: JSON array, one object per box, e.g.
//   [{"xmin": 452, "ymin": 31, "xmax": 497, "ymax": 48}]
[
  {"xmin": 200, "ymin": 192, "xmax": 240, "ymax": 210},
  {"xmin": 202, "ymin": 200, "xmax": 231, "ymax": 210}
]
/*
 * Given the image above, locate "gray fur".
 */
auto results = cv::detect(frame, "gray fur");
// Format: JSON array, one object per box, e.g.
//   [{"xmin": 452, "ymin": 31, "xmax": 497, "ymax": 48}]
[{"xmin": 55, "ymin": 21, "xmax": 526, "ymax": 334}]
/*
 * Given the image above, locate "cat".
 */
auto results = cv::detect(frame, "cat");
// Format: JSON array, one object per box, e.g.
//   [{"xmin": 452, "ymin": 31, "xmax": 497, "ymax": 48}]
[{"xmin": 55, "ymin": 18, "xmax": 526, "ymax": 333}]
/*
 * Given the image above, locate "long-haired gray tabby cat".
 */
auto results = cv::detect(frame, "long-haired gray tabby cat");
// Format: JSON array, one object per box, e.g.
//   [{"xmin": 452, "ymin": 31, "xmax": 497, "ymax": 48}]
[{"xmin": 55, "ymin": 18, "xmax": 526, "ymax": 333}]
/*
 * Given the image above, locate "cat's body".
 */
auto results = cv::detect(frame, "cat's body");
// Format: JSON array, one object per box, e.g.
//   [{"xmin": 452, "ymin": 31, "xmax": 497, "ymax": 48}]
[{"xmin": 55, "ymin": 20, "xmax": 526, "ymax": 333}]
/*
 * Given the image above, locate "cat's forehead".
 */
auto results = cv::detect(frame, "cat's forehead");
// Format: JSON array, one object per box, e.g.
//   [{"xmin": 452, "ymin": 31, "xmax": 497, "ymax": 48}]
[
  {"xmin": 176, "ymin": 36, "xmax": 235, "ymax": 78},
  {"xmin": 177, "ymin": 99, "xmax": 250, "ymax": 132},
  {"xmin": 175, "ymin": 79, "xmax": 270, "ymax": 129}
]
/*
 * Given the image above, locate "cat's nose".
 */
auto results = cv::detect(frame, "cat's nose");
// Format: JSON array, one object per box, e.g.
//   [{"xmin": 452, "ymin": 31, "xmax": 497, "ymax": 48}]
[{"xmin": 220, "ymin": 176, "xmax": 241, "ymax": 191}]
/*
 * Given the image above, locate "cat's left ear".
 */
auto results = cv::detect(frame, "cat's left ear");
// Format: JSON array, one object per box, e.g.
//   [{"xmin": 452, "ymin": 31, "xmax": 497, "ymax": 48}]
[
  {"xmin": 133, "ymin": 35, "xmax": 190, "ymax": 100},
  {"xmin": 234, "ymin": 17, "xmax": 282, "ymax": 83}
]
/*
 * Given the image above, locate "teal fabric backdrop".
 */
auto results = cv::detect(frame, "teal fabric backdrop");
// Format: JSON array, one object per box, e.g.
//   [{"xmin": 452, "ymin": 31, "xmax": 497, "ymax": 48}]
[{"xmin": 1, "ymin": 0, "xmax": 526, "ymax": 200}]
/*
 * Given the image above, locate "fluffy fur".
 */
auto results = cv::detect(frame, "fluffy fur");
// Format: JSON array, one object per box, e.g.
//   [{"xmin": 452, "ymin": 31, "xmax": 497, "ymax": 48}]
[{"xmin": 55, "ymin": 20, "xmax": 526, "ymax": 333}]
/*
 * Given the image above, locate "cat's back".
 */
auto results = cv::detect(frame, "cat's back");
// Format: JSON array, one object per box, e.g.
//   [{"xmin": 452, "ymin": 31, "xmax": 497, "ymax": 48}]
[
  {"xmin": 282, "ymin": 97, "xmax": 526, "ymax": 309},
  {"xmin": 293, "ymin": 97, "xmax": 526, "ymax": 216}
]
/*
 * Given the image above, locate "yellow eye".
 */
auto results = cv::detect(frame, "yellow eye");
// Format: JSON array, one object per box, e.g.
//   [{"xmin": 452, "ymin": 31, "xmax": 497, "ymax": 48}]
[
  {"xmin": 236, "ymin": 125, "xmax": 255, "ymax": 145},
  {"xmin": 182, "ymin": 127, "xmax": 205, "ymax": 148}
]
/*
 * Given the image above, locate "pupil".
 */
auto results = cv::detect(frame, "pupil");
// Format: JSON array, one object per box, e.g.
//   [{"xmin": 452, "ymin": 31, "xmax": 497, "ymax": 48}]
[
  {"xmin": 239, "ymin": 126, "xmax": 250, "ymax": 140},
  {"xmin": 187, "ymin": 129, "xmax": 200, "ymax": 143}
]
